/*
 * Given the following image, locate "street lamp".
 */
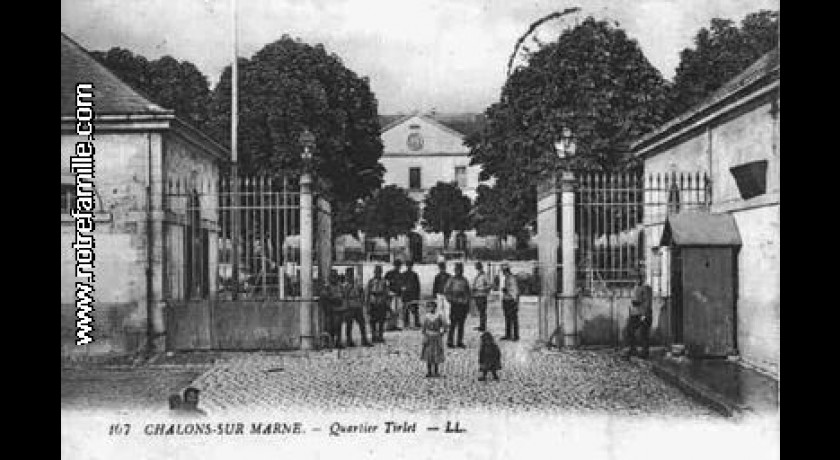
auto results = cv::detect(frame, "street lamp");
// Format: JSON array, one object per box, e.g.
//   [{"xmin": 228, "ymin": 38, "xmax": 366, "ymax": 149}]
[
  {"xmin": 299, "ymin": 129, "xmax": 316, "ymax": 165},
  {"xmin": 554, "ymin": 127, "xmax": 577, "ymax": 160}
]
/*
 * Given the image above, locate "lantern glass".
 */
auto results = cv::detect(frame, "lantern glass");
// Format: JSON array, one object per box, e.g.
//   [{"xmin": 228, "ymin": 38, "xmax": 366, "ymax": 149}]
[
  {"xmin": 299, "ymin": 129, "xmax": 316, "ymax": 161},
  {"xmin": 555, "ymin": 128, "xmax": 576, "ymax": 159}
]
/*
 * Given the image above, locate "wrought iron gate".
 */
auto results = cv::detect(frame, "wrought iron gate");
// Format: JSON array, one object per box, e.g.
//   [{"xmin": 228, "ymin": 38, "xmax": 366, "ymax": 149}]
[
  {"xmin": 162, "ymin": 174, "xmax": 330, "ymax": 351},
  {"xmin": 574, "ymin": 171, "xmax": 711, "ymax": 298}
]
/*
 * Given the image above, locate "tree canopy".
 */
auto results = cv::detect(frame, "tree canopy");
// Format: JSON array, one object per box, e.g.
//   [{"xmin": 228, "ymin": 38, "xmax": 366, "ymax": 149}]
[
  {"xmin": 204, "ymin": 36, "xmax": 384, "ymax": 207},
  {"xmin": 472, "ymin": 184, "xmax": 532, "ymax": 247},
  {"xmin": 331, "ymin": 198, "xmax": 364, "ymax": 241},
  {"xmin": 361, "ymin": 185, "xmax": 419, "ymax": 251},
  {"xmin": 669, "ymin": 9, "xmax": 779, "ymax": 114},
  {"xmin": 465, "ymin": 17, "xmax": 671, "ymax": 244},
  {"xmin": 90, "ymin": 48, "xmax": 212, "ymax": 130},
  {"xmin": 421, "ymin": 182, "xmax": 472, "ymax": 249}
]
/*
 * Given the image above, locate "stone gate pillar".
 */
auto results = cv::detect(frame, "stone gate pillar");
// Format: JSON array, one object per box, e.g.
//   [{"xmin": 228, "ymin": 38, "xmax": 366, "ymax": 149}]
[
  {"xmin": 299, "ymin": 172, "xmax": 314, "ymax": 350},
  {"xmin": 537, "ymin": 178, "xmax": 559, "ymax": 345},
  {"xmin": 559, "ymin": 171, "xmax": 579, "ymax": 348},
  {"xmin": 316, "ymin": 197, "xmax": 332, "ymax": 339}
]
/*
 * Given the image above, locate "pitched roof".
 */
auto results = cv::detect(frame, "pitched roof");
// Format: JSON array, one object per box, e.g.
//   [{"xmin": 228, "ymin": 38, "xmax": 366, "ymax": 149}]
[
  {"xmin": 60, "ymin": 32, "xmax": 170, "ymax": 117},
  {"xmin": 379, "ymin": 111, "xmax": 486, "ymax": 137},
  {"xmin": 660, "ymin": 212, "xmax": 742, "ymax": 247},
  {"xmin": 430, "ymin": 112, "xmax": 487, "ymax": 137},
  {"xmin": 633, "ymin": 47, "xmax": 780, "ymax": 156},
  {"xmin": 379, "ymin": 112, "xmax": 419, "ymax": 133}
]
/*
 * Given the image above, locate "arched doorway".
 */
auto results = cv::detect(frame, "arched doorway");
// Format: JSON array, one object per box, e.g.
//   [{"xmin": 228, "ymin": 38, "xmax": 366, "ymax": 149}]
[{"xmin": 408, "ymin": 232, "xmax": 423, "ymax": 263}]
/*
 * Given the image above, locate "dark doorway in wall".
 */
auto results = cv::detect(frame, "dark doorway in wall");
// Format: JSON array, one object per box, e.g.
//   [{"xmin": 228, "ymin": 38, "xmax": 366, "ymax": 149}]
[
  {"xmin": 408, "ymin": 232, "xmax": 423, "ymax": 263},
  {"xmin": 455, "ymin": 232, "xmax": 468, "ymax": 253}
]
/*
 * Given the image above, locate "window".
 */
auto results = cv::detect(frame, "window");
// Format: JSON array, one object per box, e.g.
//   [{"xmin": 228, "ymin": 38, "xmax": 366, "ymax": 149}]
[
  {"xmin": 730, "ymin": 160, "xmax": 768, "ymax": 200},
  {"xmin": 61, "ymin": 184, "xmax": 75, "ymax": 214},
  {"xmin": 61, "ymin": 176, "xmax": 111, "ymax": 222},
  {"xmin": 409, "ymin": 167, "xmax": 421, "ymax": 190},
  {"xmin": 454, "ymin": 166, "xmax": 467, "ymax": 188}
]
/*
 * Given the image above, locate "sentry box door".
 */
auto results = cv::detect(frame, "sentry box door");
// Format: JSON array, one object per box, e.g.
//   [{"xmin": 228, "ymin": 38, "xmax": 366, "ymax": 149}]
[
  {"xmin": 681, "ymin": 247, "xmax": 737, "ymax": 357},
  {"xmin": 660, "ymin": 212, "xmax": 742, "ymax": 358}
]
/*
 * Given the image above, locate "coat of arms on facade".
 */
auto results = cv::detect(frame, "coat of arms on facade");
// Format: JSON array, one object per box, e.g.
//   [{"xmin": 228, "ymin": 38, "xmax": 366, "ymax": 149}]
[{"xmin": 407, "ymin": 132, "xmax": 424, "ymax": 151}]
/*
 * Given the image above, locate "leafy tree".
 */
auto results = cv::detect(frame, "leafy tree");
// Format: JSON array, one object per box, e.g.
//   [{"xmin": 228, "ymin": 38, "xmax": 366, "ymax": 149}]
[
  {"xmin": 205, "ymin": 36, "xmax": 384, "ymax": 206},
  {"xmin": 146, "ymin": 56, "xmax": 213, "ymax": 129},
  {"xmin": 361, "ymin": 185, "xmax": 419, "ymax": 252},
  {"xmin": 472, "ymin": 184, "xmax": 532, "ymax": 248},
  {"xmin": 421, "ymin": 182, "xmax": 472, "ymax": 250},
  {"xmin": 90, "ymin": 48, "xmax": 212, "ymax": 129},
  {"xmin": 670, "ymin": 10, "xmax": 779, "ymax": 114},
  {"xmin": 466, "ymin": 17, "xmax": 670, "ymax": 245},
  {"xmin": 204, "ymin": 36, "xmax": 384, "ymax": 249},
  {"xmin": 331, "ymin": 199, "xmax": 364, "ymax": 242}
]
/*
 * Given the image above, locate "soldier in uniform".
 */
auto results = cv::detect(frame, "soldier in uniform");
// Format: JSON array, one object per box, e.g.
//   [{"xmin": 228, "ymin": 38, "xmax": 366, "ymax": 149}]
[
  {"xmin": 384, "ymin": 259, "xmax": 404, "ymax": 331},
  {"xmin": 320, "ymin": 270, "xmax": 346, "ymax": 349},
  {"xmin": 342, "ymin": 268, "xmax": 373, "ymax": 347},
  {"xmin": 496, "ymin": 263, "xmax": 520, "ymax": 341},
  {"xmin": 624, "ymin": 271, "xmax": 653, "ymax": 359},
  {"xmin": 401, "ymin": 261, "xmax": 422, "ymax": 329},
  {"xmin": 366, "ymin": 265, "xmax": 390, "ymax": 343},
  {"xmin": 444, "ymin": 262, "xmax": 471, "ymax": 348}
]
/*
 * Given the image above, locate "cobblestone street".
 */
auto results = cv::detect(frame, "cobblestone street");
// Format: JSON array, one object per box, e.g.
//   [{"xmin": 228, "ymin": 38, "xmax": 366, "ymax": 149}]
[
  {"xmin": 186, "ymin": 301, "xmax": 719, "ymax": 418},
  {"xmin": 61, "ymin": 367, "xmax": 206, "ymax": 411}
]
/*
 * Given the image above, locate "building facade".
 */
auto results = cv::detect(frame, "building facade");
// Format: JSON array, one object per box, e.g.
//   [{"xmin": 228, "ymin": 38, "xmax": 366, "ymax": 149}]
[
  {"xmin": 60, "ymin": 33, "xmax": 228, "ymax": 358},
  {"xmin": 340, "ymin": 112, "xmax": 510, "ymax": 262},
  {"xmin": 633, "ymin": 48, "xmax": 780, "ymax": 375},
  {"xmin": 380, "ymin": 112, "xmax": 483, "ymax": 201}
]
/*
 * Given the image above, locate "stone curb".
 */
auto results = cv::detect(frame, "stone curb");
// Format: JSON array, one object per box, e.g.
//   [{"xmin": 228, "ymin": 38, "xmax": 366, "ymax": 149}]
[{"xmin": 650, "ymin": 361, "xmax": 746, "ymax": 419}]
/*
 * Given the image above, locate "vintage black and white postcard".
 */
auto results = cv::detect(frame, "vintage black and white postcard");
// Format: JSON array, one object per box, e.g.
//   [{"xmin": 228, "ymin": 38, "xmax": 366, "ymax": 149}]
[{"xmin": 61, "ymin": 1, "xmax": 780, "ymax": 458}]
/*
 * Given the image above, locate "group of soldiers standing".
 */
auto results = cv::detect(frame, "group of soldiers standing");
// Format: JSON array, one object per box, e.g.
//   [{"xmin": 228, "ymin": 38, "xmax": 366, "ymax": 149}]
[{"xmin": 319, "ymin": 259, "xmax": 522, "ymax": 349}]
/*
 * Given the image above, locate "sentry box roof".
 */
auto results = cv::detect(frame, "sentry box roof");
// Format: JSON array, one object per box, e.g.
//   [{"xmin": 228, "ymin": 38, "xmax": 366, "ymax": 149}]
[{"xmin": 660, "ymin": 212, "xmax": 742, "ymax": 247}]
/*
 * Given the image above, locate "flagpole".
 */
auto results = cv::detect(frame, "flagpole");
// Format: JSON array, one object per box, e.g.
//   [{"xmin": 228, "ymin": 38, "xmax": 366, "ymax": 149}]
[{"xmin": 230, "ymin": 0, "xmax": 240, "ymax": 299}]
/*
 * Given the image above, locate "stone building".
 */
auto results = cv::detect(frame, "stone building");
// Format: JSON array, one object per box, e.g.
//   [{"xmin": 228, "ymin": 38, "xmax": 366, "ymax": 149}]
[
  {"xmin": 632, "ymin": 48, "xmax": 780, "ymax": 375},
  {"xmin": 339, "ymin": 111, "xmax": 514, "ymax": 262},
  {"xmin": 60, "ymin": 33, "xmax": 228, "ymax": 358}
]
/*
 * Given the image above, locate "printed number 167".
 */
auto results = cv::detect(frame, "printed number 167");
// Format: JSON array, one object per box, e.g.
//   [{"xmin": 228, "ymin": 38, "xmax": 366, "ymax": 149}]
[{"xmin": 108, "ymin": 424, "xmax": 130, "ymax": 436}]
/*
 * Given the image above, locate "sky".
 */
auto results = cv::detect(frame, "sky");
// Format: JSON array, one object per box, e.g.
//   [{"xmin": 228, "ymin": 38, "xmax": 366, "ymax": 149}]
[{"xmin": 61, "ymin": 0, "xmax": 779, "ymax": 115}]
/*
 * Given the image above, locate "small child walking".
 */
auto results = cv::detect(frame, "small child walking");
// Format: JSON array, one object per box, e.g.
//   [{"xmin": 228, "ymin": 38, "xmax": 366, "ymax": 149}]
[
  {"xmin": 478, "ymin": 331, "xmax": 501, "ymax": 381},
  {"xmin": 420, "ymin": 300, "xmax": 447, "ymax": 377}
]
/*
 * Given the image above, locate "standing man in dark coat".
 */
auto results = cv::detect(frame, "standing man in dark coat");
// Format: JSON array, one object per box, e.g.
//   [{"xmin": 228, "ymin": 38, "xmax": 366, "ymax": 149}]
[
  {"xmin": 342, "ymin": 268, "xmax": 373, "ymax": 347},
  {"xmin": 366, "ymin": 265, "xmax": 390, "ymax": 343},
  {"xmin": 624, "ymin": 271, "xmax": 653, "ymax": 359},
  {"xmin": 432, "ymin": 261, "xmax": 451, "ymax": 319},
  {"xmin": 320, "ymin": 270, "xmax": 346, "ymax": 349},
  {"xmin": 432, "ymin": 261, "xmax": 450, "ymax": 297},
  {"xmin": 496, "ymin": 263, "xmax": 520, "ymax": 341},
  {"xmin": 444, "ymin": 262, "xmax": 471, "ymax": 348},
  {"xmin": 384, "ymin": 260, "xmax": 404, "ymax": 331},
  {"xmin": 472, "ymin": 262, "xmax": 491, "ymax": 332},
  {"xmin": 401, "ymin": 261, "xmax": 421, "ymax": 329}
]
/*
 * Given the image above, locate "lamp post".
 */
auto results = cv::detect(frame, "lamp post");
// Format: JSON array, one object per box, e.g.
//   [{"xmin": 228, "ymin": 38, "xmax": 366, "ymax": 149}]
[
  {"xmin": 298, "ymin": 129, "xmax": 316, "ymax": 350},
  {"xmin": 555, "ymin": 127, "xmax": 578, "ymax": 348}
]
